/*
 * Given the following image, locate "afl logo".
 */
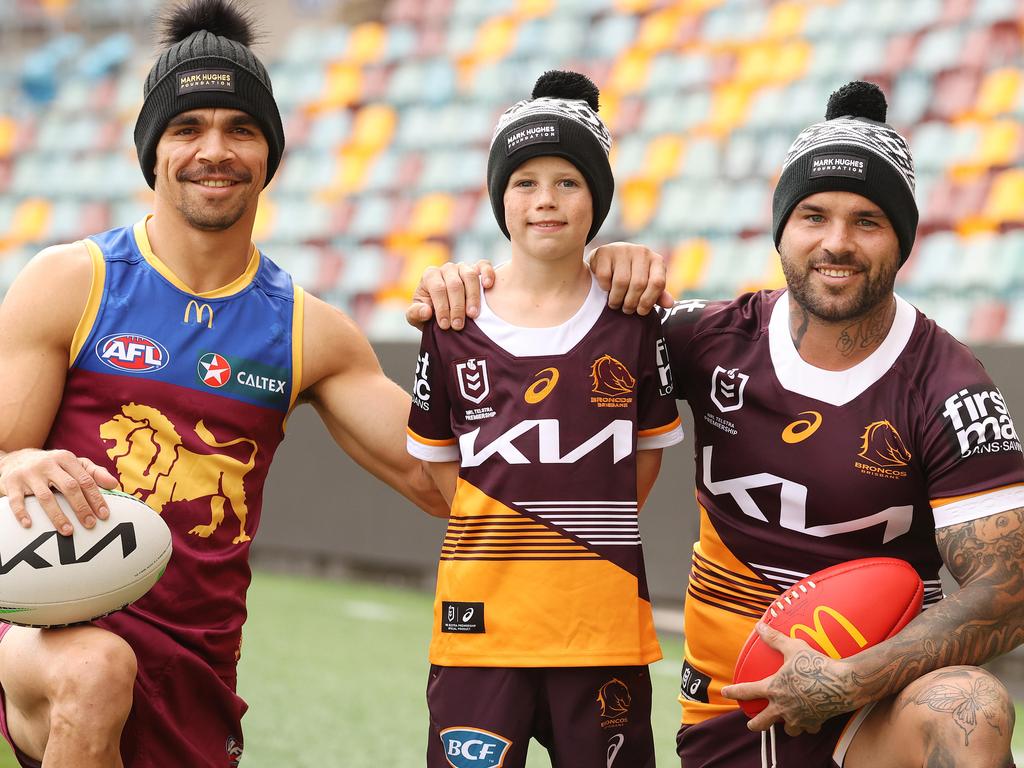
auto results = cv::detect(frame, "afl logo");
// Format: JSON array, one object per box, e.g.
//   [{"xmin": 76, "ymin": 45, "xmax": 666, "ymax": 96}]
[
  {"xmin": 95, "ymin": 334, "xmax": 169, "ymax": 373},
  {"xmin": 524, "ymin": 368, "xmax": 559, "ymax": 404},
  {"xmin": 197, "ymin": 352, "xmax": 232, "ymax": 388}
]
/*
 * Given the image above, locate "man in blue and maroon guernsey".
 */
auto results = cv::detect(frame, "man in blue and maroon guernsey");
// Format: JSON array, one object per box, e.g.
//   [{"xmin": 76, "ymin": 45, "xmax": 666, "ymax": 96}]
[
  {"xmin": 412, "ymin": 81, "xmax": 1022, "ymax": 767},
  {"xmin": 407, "ymin": 71, "xmax": 682, "ymax": 767},
  {"xmin": 0, "ymin": 1, "xmax": 445, "ymax": 767}
]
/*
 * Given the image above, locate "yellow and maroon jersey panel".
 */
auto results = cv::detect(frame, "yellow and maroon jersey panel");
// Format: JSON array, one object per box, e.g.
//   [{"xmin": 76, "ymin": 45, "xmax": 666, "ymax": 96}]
[
  {"xmin": 408, "ymin": 276, "xmax": 682, "ymax": 667},
  {"xmin": 659, "ymin": 291, "xmax": 1024, "ymax": 724},
  {"xmin": 45, "ymin": 220, "xmax": 299, "ymax": 674}
]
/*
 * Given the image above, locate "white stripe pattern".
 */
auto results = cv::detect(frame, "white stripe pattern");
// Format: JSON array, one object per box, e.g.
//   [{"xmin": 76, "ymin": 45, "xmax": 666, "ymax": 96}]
[{"xmin": 516, "ymin": 500, "xmax": 640, "ymax": 546}]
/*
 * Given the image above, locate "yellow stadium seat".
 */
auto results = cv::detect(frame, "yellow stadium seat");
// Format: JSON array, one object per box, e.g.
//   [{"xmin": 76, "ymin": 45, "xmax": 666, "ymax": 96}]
[
  {"xmin": 472, "ymin": 16, "xmax": 518, "ymax": 65},
  {"xmin": 620, "ymin": 179, "xmax": 660, "ymax": 232},
  {"xmin": 8, "ymin": 199, "xmax": 52, "ymax": 245},
  {"xmin": 615, "ymin": 0, "xmax": 657, "ymax": 12},
  {"xmin": 643, "ymin": 134, "xmax": 685, "ymax": 182},
  {"xmin": 408, "ymin": 193, "xmax": 456, "ymax": 239},
  {"xmin": 350, "ymin": 104, "xmax": 397, "ymax": 153},
  {"xmin": 704, "ymin": 83, "xmax": 754, "ymax": 136},
  {"xmin": 983, "ymin": 169, "xmax": 1024, "ymax": 225},
  {"xmin": 378, "ymin": 241, "xmax": 451, "ymax": 304},
  {"xmin": 599, "ymin": 92, "xmax": 620, "ymax": 134},
  {"xmin": 975, "ymin": 69, "xmax": 1022, "ymax": 119},
  {"xmin": 666, "ymin": 239, "xmax": 709, "ymax": 295},
  {"xmin": 328, "ymin": 147, "xmax": 374, "ymax": 197},
  {"xmin": 252, "ymin": 198, "xmax": 276, "ymax": 242},
  {"xmin": 609, "ymin": 50, "xmax": 652, "ymax": 94},
  {"xmin": 765, "ymin": 2, "xmax": 807, "ymax": 39},
  {"xmin": 0, "ymin": 117, "xmax": 16, "ymax": 159},
  {"xmin": 516, "ymin": 0, "xmax": 554, "ymax": 18},
  {"xmin": 314, "ymin": 62, "xmax": 362, "ymax": 111},
  {"xmin": 634, "ymin": 7, "xmax": 685, "ymax": 51},
  {"xmin": 976, "ymin": 120, "xmax": 1021, "ymax": 169},
  {"xmin": 347, "ymin": 22, "xmax": 387, "ymax": 64}
]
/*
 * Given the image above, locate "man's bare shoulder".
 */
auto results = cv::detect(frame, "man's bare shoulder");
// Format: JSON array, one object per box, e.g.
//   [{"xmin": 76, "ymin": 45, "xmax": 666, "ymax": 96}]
[
  {"xmin": 0, "ymin": 241, "xmax": 95, "ymax": 347},
  {"xmin": 298, "ymin": 292, "xmax": 381, "ymax": 398}
]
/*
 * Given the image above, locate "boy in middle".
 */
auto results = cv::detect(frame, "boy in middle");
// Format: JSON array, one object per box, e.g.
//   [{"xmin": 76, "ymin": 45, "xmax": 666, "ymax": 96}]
[{"xmin": 407, "ymin": 71, "xmax": 683, "ymax": 767}]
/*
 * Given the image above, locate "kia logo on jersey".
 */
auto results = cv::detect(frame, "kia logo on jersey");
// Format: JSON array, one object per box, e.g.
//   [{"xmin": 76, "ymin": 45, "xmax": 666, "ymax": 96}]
[
  {"xmin": 197, "ymin": 353, "xmax": 232, "ymax": 388},
  {"xmin": 710, "ymin": 366, "xmax": 748, "ymax": 413},
  {"xmin": 95, "ymin": 334, "xmax": 169, "ymax": 373}
]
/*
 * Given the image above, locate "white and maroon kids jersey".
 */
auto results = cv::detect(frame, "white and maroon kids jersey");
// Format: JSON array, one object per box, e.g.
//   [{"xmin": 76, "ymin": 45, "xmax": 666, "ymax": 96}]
[
  {"xmin": 408, "ymin": 276, "xmax": 682, "ymax": 667},
  {"xmin": 660, "ymin": 290, "xmax": 1024, "ymax": 724}
]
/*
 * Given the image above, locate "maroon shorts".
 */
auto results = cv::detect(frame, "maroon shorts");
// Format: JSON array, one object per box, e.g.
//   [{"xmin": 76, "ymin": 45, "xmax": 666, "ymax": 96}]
[
  {"xmin": 0, "ymin": 616, "xmax": 247, "ymax": 768},
  {"xmin": 676, "ymin": 707, "xmax": 859, "ymax": 768},
  {"xmin": 426, "ymin": 664, "xmax": 654, "ymax": 768}
]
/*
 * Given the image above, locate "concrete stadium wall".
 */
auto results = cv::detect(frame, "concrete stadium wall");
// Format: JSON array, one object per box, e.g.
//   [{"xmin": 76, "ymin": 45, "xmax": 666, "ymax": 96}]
[{"xmin": 255, "ymin": 342, "xmax": 1024, "ymax": 608}]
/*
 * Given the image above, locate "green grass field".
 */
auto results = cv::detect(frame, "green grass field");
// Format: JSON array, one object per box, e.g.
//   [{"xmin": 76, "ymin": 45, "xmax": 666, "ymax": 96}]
[{"xmin": 0, "ymin": 570, "xmax": 1020, "ymax": 766}]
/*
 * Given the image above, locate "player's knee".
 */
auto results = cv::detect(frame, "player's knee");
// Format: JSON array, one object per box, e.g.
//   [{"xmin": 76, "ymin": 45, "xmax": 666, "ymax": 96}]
[
  {"xmin": 899, "ymin": 666, "xmax": 1013, "ymax": 766},
  {"xmin": 48, "ymin": 631, "xmax": 137, "ymax": 724}
]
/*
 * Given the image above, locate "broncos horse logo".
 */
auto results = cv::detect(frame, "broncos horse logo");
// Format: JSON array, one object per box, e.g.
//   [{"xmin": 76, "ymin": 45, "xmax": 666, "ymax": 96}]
[
  {"xmin": 100, "ymin": 403, "xmax": 258, "ymax": 544},
  {"xmin": 858, "ymin": 420, "xmax": 912, "ymax": 468},
  {"xmin": 597, "ymin": 677, "xmax": 631, "ymax": 720},
  {"xmin": 590, "ymin": 355, "xmax": 636, "ymax": 397}
]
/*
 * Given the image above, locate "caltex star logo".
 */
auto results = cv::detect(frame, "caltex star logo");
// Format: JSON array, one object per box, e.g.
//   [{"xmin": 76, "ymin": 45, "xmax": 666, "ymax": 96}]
[{"xmin": 197, "ymin": 352, "xmax": 232, "ymax": 388}]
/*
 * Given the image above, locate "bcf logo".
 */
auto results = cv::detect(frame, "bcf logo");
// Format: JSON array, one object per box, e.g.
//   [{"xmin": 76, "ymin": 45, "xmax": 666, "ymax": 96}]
[{"xmin": 440, "ymin": 727, "xmax": 512, "ymax": 768}]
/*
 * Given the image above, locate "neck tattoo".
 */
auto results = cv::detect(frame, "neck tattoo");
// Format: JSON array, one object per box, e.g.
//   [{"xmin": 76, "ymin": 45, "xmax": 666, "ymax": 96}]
[{"xmin": 836, "ymin": 298, "xmax": 895, "ymax": 358}]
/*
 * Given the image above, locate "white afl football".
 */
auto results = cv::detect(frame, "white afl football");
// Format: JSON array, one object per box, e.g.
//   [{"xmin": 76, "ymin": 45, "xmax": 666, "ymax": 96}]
[{"xmin": 0, "ymin": 489, "xmax": 172, "ymax": 627}]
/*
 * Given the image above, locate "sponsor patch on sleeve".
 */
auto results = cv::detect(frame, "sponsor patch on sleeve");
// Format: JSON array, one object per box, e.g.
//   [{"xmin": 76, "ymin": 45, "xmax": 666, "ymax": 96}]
[
  {"xmin": 680, "ymin": 660, "xmax": 711, "ymax": 703},
  {"xmin": 940, "ymin": 385, "xmax": 1021, "ymax": 458}
]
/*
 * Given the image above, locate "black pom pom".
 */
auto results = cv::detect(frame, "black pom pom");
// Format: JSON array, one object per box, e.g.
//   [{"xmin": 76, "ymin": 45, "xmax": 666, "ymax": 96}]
[
  {"xmin": 825, "ymin": 81, "xmax": 888, "ymax": 122},
  {"xmin": 160, "ymin": 0, "xmax": 257, "ymax": 47},
  {"xmin": 532, "ymin": 70, "xmax": 600, "ymax": 111}
]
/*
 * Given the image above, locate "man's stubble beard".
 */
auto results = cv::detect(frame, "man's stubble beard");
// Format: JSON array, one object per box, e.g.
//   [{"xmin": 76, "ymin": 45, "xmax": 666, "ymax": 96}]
[{"xmin": 781, "ymin": 249, "xmax": 899, "ymax": 324}]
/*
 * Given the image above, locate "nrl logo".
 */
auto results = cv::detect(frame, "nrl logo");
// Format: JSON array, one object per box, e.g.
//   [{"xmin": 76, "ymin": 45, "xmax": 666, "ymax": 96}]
[
  {"xmin": 710, "ymin": 366, "xmax": 749, "ymax": 413},
  {"xmin": 456, "ymin": 358, "xmax": 490, "ymax": 405}
]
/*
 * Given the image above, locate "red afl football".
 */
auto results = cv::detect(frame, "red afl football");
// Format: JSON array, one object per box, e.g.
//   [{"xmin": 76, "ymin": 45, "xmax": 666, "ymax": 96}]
[{"xmin": 732, "ymin": 557, "xmax": 923, "ymax": 717}]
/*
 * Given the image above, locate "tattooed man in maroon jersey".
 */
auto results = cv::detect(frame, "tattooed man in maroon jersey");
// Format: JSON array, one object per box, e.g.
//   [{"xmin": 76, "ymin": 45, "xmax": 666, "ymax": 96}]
[{"xmin": 411, "ymin": 81, "xmax": 1021, "ymax": 767}]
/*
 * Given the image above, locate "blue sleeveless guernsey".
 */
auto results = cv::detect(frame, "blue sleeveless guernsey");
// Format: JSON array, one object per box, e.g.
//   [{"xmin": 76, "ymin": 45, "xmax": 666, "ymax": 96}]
[{"xmin": 45, "ymin": 218, "xmax": 303, "ymax": 674}]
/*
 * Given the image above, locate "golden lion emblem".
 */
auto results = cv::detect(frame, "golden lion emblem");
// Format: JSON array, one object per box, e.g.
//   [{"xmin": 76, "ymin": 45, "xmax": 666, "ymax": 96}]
[
  {"xmin": 100, "ymin": 403, "xmax": 258, "ymax": 544},
  {"xmin": 590, "ymin": 354, "xmax": 635, "ymax": 397},
  {"xmin": 858, "ymin": 420, "xmax": 912, "ymax": 468},
  {"xmin": 597, "ymin": 677, "xmax": 631, "ymax": 719}
]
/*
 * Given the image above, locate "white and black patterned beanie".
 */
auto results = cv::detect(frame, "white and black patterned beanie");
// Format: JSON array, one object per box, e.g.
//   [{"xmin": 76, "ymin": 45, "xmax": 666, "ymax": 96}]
[
  {"xmin": 772, "ymin": 81, "xmax": 917, "ymax": 264},
  {"xmin": 134, "ymin": 0, "xmax": 285, "ymax": 189},
  {"xmin": 487, "ymin": 70, "xmax": 613, "ymax": 244}
]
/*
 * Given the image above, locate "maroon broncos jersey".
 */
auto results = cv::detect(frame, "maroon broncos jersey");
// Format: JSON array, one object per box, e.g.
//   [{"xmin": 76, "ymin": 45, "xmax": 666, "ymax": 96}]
[
  {"xmin": 408, "ymin": 277, "xmax": 682, "ymax": 667},
  {"xmin": 661, "ymin": 289, "xmax": 1024, "ymax": 724}
]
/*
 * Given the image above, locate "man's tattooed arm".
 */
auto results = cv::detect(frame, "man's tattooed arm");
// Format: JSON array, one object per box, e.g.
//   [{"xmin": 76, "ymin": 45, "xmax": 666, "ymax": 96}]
[{"xmin": 841, "ymin": 507, "xmax": 1024, "ymax": 707}]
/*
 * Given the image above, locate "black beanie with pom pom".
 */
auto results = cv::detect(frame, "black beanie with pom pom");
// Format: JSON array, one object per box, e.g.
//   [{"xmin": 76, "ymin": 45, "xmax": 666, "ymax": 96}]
[
  {"xmin": 772, "ymin": 81, "xmax": 918, "ymax": 264},
  {"xmin": 487, "ymin": 70, "xmax": 614, "ymax": 243},
  {"xmin": 134, "ymin": 0, "xmax": 285, "ymax": 189}
]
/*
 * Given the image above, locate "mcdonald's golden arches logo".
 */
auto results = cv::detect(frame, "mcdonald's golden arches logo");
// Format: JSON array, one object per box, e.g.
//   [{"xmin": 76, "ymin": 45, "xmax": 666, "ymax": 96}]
[
  {"xmin": 184, "ymin": 300, "xmax": 214, "ymax": 328},
  {"xmin": 789, "ymin": 605, "xmax": 868, "ymax": 659}
]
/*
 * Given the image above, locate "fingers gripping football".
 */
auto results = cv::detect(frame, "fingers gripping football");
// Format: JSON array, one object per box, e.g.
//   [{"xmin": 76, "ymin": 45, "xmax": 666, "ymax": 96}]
[
  {"xmin": 0, "ymin": 448, "xmax": 116, "ymax": 535},
  {"xmin": 725, "ymin": 622, "xmax": 847, "ymax": 735}
]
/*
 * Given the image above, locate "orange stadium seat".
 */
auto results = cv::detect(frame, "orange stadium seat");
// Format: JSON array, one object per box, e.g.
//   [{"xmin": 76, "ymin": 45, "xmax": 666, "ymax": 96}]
[
  {"xmin": 974, "ymin": 68, "xmax": 1022, "ymax": 119},
  {"xmin": 982, "ymin": 168, "xmax": 1024, "ymax": 225}
]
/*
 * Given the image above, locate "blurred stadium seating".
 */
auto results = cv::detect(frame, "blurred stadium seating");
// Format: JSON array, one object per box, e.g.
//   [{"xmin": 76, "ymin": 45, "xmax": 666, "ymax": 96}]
[{"xmin": 1, "ymin": 0, "xmax": 1022, "ymax": 339}]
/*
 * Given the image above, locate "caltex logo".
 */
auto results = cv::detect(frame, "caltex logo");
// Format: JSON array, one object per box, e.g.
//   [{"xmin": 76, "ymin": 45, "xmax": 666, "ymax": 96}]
[{"xmin": 198, "ymin": 353, "xmax": 232, "ymax": 388}]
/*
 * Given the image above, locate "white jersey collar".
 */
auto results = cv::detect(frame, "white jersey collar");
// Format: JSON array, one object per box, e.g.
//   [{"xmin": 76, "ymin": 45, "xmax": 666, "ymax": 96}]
[
  {"xmin": 768, "ymin": 291, "xmax": 917, "ymax": 406},
  {"xmin": 475, "ymin": 273, "xmax": 606, "ymax": 358}
]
